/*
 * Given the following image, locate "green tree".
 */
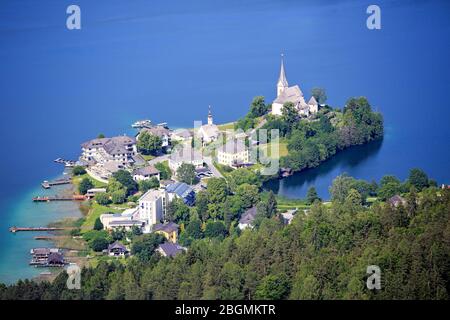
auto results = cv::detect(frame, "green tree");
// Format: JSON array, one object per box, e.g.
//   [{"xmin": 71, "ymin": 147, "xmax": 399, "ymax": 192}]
[
  {"xmin": 306, "ymin": 186, "xmax": 320, "ymax": 205},
  {"xmin": 185, "ymin": 220, "xmax": 203, "ymax": 240},
  {"xmin": 204, "ymin": 221, "xmax": 227, "ymax": 239},
  {"xmin": 154, "ymin": 162, "xmax": 172, "ymax": 180},
  {"xmin": 177, "ymin": 163, "xmax": 197, "ymax": 185},
  {"xmin": 311, "ymin": 87, "xmax": 327, "ymax": 104},
  {"xmin": 97, "ymin": 133, "xmax": 105, "ymax": 139},
  {"xmin": 111, "ymin": 189, "xmax": 126, "ymax": 204},
  {"xmin": 95, "ymin": 192, "xmax": 111, "ymax": 206},
  {"xmin": 72, "ymin": 166, "xmax": 86, "ymax": 176},
  {"xmin": 137, "ymin": 131, "xmax": 162, "ymax": 155},
  {"xmin": 408, "ymin": 168, "xmax": 429, "ymax": 191},
  {"xmin": 255, "ymin": 274, "xmax": 290, "ymax": 300},
  {"xmin": 235, "ymin": 183, "xmax": 259, "ymax": 209},
  {"xmin": 249, "ymin": 96, "xmax": 268, "ymax": 118},
  {"xmin": 282, "ymin": 102, "xmax": 299, "ymax": 127},
  {"xmin": 90, "ymin": 237, "xmax": 109, "ymax": 252},
  {"xmin": 112, "ymin": 170, "xmax": 138, "ymax": 196},
  {"xmin": 139, "ymin": 177, "xmax": 159, "ymax": 192},
  {"xmin": 78, "ymin": 177, "xmax": 94, "ymax": 195},
  {"xmin": 93, "ymin": 217, "xmax": 104, "ymax": 231}
]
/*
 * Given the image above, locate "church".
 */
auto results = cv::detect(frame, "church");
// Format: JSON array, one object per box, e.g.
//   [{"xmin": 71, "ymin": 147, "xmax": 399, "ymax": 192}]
[
  {"xmin": 197, "ymin": 106, "xmax": 220, "ymax": 146},
  {"xmin": 271, "ymin": 55, "xmax": 318, "ymax": 117}
]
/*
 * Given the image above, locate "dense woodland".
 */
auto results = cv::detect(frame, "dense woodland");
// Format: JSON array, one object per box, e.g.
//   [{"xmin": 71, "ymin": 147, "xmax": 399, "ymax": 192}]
[{"xmin": 1, "ymin": 169, "xmax": 449, "ymax": 300}]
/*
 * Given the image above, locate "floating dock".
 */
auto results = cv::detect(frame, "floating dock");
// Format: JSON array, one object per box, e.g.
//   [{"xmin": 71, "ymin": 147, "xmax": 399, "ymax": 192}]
[
  {"xmin": 54, "ymin": 158, "xmax": 77, "ymax": 167},
  {"xmin": 41, "ymin": 178, "xmax": 72, "ymax": 189}
]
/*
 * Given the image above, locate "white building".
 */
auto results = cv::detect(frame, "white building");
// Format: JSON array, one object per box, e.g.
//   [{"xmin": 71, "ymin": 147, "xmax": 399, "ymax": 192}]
[
  {"xmin": 271, "ymin": 55, "xmax": 319, "ymax": 118},
  {"xmin": 217, "ymin": 139, "xmax": 250, "ymax": 167},
  {"xmin": 138, "ymin": 189, "xmax": 167, "ymax": 233},
  {"xmin": 81, "ymin": 135, "xmax": 137, "ymax": 166},
  {"xmin": 197, "ymin": 106, "xmax": 220, "ymax": 145}
]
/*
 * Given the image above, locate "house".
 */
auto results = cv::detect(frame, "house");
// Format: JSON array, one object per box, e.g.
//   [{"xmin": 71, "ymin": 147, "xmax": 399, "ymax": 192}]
[
  {"xmin": 388, "ymin": 195, "xmax": 406, "ymax": 207},
  {"xmin": 168, "ymin": 146, "xmax": 204, "ymax": 172},
  {"xmin": 133, "ymin": 165, "xmax": 160, "ymax": 182},
  {"xmin": 271, "ymin": 55, "xmax": 319, "ymax": 118},
  {"xmin": 156, "ymin": 242, "xmax": 186, "ymax": 258},
  {"xmin": 217, "ymin": 139, "xmax": 250, "ymax": 167},
  {"xmin": 30, "ymin": 248, "xmax": 65, "ymax": 267},
  {"xmin": 153, "ymin": 222, "xmax": 179, "ymax": 243},
  {"xmin": 107, "ymin": 241, "xmax": 129, "ymax": 257},
  {"xmin": 138, "ymin": 189, "xmax": 167, "ymax": 233},
  {"xmin": 238, "ymin": 206, "xmax": 258, "ymax": 230},
  {"xmin": 81, "ymin": 135, "xmax": 137, "ymax": 166},
  {"xmin": 86, "ymin": 188, "xmax": 107, "ymax": 199},
  {"xmin": 108, "ymin": 220, "xmax": 145, "ymax": 231},
  {"xmin": 170, "ymin": 128, "xmax": 193, "ymax": 142},
  {"xmin": 197, "ymin": 106, "xmax": 220, "ymax": 145},
  {"xmin": 138, "ymin": 125, "xmax": 171, "ymax": 148},
  {"xmin": 165, "ymin": 182, "xmax": 196, "ymax": 206},
  {"xmin": 100, "ymin": 208, "xmax": 142, "ymax": 231},
  {"xmin": 280, "ymin": 209, "xmax": 298, "ymax": 225}
]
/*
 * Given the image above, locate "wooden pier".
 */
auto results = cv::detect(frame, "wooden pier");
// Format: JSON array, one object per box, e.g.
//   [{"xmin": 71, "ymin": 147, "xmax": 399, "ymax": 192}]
[
  {"xmin": 33, "ymin": 195, "xmax": 86, "ymax": 202},
  {"xmin": 9, "ymin": 227, "xmax": 65, "ymax": 233}
]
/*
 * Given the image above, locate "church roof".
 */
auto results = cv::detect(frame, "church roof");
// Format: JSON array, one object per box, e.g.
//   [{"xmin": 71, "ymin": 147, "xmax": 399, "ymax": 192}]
[
  {"xmin": 198, "ymin": 124, "xmax": 219, "ymax": 138},
  {"xmin": 273, "ymin": 85, "xmax": 305, "ymax": 105},
  {"xmin": 308, "ymin": 96, "xmax": 318, "ymax": 105}
]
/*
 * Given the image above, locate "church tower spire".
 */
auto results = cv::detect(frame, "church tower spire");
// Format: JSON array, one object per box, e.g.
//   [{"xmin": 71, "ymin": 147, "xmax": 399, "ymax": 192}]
[
  {"xmin": 277, "ymin": 53, "xmax": 288, "ymax": 97},
  {"xmin": 207, "ymin": 105, "xmax": 213, "ymax": 125}
]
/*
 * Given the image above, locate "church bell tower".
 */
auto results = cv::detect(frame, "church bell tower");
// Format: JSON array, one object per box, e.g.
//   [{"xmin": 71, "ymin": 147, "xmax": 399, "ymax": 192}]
[{"xmin": 277, "ymin": 53, "xmax": 288, "ymax": 97}]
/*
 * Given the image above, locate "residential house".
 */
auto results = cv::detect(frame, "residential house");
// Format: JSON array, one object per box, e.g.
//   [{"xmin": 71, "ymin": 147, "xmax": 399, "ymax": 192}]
[
  {"xmin": 156, "ymin": 242, "xmax": 186, "ymax": 258},
  {"xmin": 86, "ymin": 188, "xmax": 107, "ymax": 199},
  {"xmin": 170, "ymin": 128, "xmax": 193, "ymax": 143},
  {"xmin": 280, "ymin": 209, "xmax": 298, "ymax": 225},
  {"xmin": 133, "ymin": 165, "xmax": 160, "ymax": 182},
  {"xmin": 107, "ymin": 241, "xmax": 129, "ymax": 257},
  {"xmin": 238, "ymin": 206, "xmax": 258, "ymax": 230},
  {"xmin": 168, "ymin": 146, "xmax": 204, "ymax": 172},
  {"xmin": 138, "ymin": 125, "xmax": 171, "ymax": 148},
  {"xmin": 153, "ymin": 222, "xmax": 179, "ymax": 243},
  {"xmin": 388, "ymin": 195, "xmax": 407, "ymax": 207}
]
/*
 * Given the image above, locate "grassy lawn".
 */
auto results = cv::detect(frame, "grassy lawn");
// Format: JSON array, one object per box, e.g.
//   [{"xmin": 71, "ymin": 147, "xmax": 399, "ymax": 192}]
[
  {"xmin": 81, "ymin": 202, "xmax": 124, "ymax": 232},
  {"xmin": 142, "ymin": 154, "xmax": 155, "ymax": 162},
  {"xmin": 218, "ymin": 122, "xmax": 236, "ymax": 131},
  {"xmin": 72, "ymin": 173, "xmax": 107, "ymax": 191},
  {"xmin": 259, "ymin": 139, "xmax": 289, "ymax": 159},
  {"xmin": 275, "ymin": 195, "xmax": 310, "ymax": 211}
]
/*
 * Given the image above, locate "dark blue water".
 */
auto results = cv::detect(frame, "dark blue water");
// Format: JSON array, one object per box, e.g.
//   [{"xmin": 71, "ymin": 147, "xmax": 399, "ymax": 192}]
[{"xmin": 1, "ymin": 0, "xmax": 450, "ymax": 283}]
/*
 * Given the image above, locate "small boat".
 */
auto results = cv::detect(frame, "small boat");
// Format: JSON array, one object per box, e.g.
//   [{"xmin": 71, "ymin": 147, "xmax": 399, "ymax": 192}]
[{"xmin": 132, "ymin": 120, "xmax": 152, "ymax": 128}]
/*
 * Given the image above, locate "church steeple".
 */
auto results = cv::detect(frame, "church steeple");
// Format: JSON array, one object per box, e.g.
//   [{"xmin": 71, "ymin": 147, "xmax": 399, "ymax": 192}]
[
  {"xmin": 277, "ymin": 53, "xmax": 288, "ymax": 97},
  {"xmin": 207, "ymin": 105, "xmax": 213, "ymax": 125}
]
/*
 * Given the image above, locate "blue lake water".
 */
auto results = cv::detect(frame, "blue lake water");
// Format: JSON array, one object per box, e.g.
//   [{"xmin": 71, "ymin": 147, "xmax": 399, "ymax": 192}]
[{"xmin": 1, "ymin": 0, "xmax": 450, "ymax": 283}]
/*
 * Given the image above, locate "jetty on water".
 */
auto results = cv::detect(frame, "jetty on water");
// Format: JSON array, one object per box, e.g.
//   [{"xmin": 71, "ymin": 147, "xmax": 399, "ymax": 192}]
[
  {"xmin": 9, "ymin": 227, "xmax": 65, "ymax": 233},
  {"xmin": 41, "ymin": 178, "xmax": 72, "ymax": 189},
  {"xmin": 32, "ymin": 195, "xmax": 86, "ymax": 202}
]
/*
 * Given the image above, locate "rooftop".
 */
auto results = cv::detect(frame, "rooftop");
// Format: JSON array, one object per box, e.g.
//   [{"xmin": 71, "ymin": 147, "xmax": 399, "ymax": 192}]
[
  {"xmin": 133, "ymin": 165, "xmax": 160, "ymax": 177},
  {"xmin": 153, "ymin": 222, "xmax": 179, "ymax": 234},
  {"xmin": 239, "ymin": 206, "xmax": 258, "ymax": 225},
  {"xmin": 158, "ymin": 243, "xmax": 186, "ymax": 257},
  {"xmin": 140, "ymin": 189, "xmax": 164, "ymax": 202}
]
